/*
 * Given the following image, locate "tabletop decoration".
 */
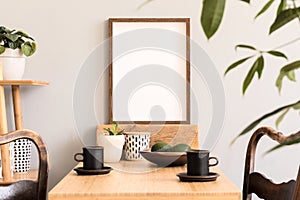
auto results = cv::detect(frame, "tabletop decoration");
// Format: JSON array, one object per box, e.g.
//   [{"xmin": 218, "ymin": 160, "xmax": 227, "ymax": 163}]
[
  {"xmin": 177, "ymin": 149, "xmax": 220, "ymax": 182},
  {"xmin": 97, "ymin": 121, "xmax": 125, "ymax": 162},
  {"xmin": 74, "ymin": 166, "xmax": 112, "ymax": 176},
  {"xmin": 124, "ymin": 132, "xmax": 150, "ymax": 160},
  {"xmin": 140, "ymin": 142, "xmax": 191, "ymax": 167}
]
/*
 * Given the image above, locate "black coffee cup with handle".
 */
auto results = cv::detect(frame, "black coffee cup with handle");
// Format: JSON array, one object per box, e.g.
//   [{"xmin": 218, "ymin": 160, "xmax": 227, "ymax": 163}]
[
  {"xmin": 74, "ymin": 146, "xmax": 104, "ymax": 170},
  {"xmin": 187, "ymin": 149, "xmax": 218, "ymax": 176}
]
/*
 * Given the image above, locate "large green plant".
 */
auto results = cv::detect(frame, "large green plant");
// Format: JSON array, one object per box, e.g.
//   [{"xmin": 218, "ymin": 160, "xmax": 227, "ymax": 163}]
[
  {"xmin": 200, "ymin": 0, "xmax": 300, "ymax": 151},
  {"xmin": 0, "ymin": 26, "xmax": 36, "ymax": 57}
]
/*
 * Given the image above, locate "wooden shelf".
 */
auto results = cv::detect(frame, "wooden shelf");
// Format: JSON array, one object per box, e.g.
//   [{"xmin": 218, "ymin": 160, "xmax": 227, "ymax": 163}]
[
  {"xmin": 0, "ymin": 80, "xmax": 49, "ymax": 86},
  {"xmin": 0, "ymin": 79, "xmax": 48, "ymax": 181}
]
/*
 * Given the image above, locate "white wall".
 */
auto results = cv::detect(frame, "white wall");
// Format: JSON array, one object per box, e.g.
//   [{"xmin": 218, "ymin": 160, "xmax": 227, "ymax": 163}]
[{"xmin": 2, "ymin": 0, "xmax": 299, "ymax": 191}]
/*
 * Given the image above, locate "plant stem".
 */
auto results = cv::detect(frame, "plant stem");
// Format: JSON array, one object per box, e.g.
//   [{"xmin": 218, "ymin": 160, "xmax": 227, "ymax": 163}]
[{"xmin": 273, "ymin": 36, "xmax": 300, "ymax": 50}]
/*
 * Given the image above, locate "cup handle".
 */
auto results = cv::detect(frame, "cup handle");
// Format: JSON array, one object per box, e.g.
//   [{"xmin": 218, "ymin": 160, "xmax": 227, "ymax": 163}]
[
  {"xmin": 209, "ymin": 157, "xmax": 219, "ymax": 167},
  {"xmin": 74, "ymin": 153, "xmax": 83, "ymax": 162}
]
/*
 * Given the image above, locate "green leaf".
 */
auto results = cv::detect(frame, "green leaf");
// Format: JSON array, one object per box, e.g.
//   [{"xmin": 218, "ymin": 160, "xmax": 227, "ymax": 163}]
[
  {"xmin": 8, "ymin": 41, "xmax": 18, "ymax": 49},
  {"xmin": 256, "ymin": 56, "xmax": 264, "ymax": 78},
  {"xmin": 265, "ymin": 137, "xmax": 300, "ymax": 153},
  {"xmin": 275, "ymin": 108, "xmax": 290, "ymax": 128},
  {"xmin": 224, "ymin": 56, "xmax": 253, "ymax": 75},
  {"xmin": 113, "ymin": 122, "xmax": 118, "ymax": 133},
  {"xmin": 275, "ymin": 60, "xmax": 300, "ymax": 92},
  {"xmin": 275, "ymin": 73, "xmax": 284, "ymax": 92},
  {"xmin": 267, "ymin": 50, "xmax": 288, "ymax": 60},
  {"xmin": 270, "ymin": 8, "xmax": 300, "ymax": 34},
  {"xmin": 201, "ymin": 0, "xmax": 226, "ymax": 39},
  {"xmin": 103, "ymin": 128, "xmax": 114, "ymax": 135},
  {"xmin": 4, "ymin": 33, "xmax": 19, "ymax": 42},
  {"xmin": 21, "ymin": 44, "xmax": 32, "ymax": 57},
  {"xmin": 14, "ymin": 38, "xmax": 25, "ymax": 49},
  {"xmin": 31, "ymin": 42, "xmax": 37, "ymax": 54},
  {"xmin": 231, "ymin": 100, "xmax": 300, "ymax": 144},
  {"xmin": 21, "ymin": 41, "xmax": 36, "ymax": 56},
  {"xmin": 277, "ymin": 0, "xmax": 287, "ymax": 16},
  {"xmin": 0, "ymin": 46, "xmax": 4, "ymax": 54},
  {"xmin": 14, "ymin": 30, "xmax": 34, "ymax": 41},
  {"xmin": 242, "ymin": 56, "xmax": 264, "ymax": 94},
  {"xmin": 292, "ymin": 101, "xmax": 300, "ymax": 110},
  {"xmin": 255, "ymin": 0, "xmax": 275, "ymax": 19},
  {"xmin": 0, "ymin": 26, "xmax": 11, "ymax": 34},
  {"xmin": 235, "ymin": 44, "xmax": 256, "ymax": 51},
  {"xmin": 117, "ymin": 129, "xmax": 125, "ymax": 135},
  {"xmin": 287, "ymin": 70, "xmax": 296, "ymax": 81}
]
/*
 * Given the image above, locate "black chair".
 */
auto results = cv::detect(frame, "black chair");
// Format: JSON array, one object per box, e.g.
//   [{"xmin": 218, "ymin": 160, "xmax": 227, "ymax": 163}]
[
  {"xmin": 0, "ymin": 129, "xmax": 49, "ymax": 200},
  {"xmin": 243, "ymin": 126, "xmax": 300, "ymax": 200}
]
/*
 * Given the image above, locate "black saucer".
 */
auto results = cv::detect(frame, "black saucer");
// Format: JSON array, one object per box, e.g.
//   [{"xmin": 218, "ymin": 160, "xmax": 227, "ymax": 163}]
[
  {"xmin": 74, "ymin": 166, "xmax": 112, "ymax": 175},
  {"xmin": 177, "ymin": 172, "xmax": 219, "ymax": 182}
]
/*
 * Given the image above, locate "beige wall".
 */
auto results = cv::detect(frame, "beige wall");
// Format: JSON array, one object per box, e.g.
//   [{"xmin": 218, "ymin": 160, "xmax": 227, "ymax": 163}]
[{"xmin": 2, "ymin": 0, "xmax": 300, "ymax": 191}]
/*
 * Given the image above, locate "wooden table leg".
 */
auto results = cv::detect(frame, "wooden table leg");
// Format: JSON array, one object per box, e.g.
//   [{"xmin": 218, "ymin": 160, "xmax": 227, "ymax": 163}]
[
  {"xmin": 0, "ymin": 63, "xmax": 12, "ymax": 181},
  {"xmin": 12, "ymin": 85, "xmax": 23, "ymax": 130}
]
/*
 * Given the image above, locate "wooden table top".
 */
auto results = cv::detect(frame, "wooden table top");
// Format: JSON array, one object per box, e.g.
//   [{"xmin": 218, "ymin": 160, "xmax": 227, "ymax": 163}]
[{"xmin": 49, "ymin": 160, "xmax": 241, "ymax": 200}]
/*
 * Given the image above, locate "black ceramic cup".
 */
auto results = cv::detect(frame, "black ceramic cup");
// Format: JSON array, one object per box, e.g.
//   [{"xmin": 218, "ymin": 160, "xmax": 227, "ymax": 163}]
[
  {"xmin": 74, "ymin": 146, "xmax": 104, "ymax": 170},
  {"xmin": 187, "ymin": 149, "xmax": 218, "ymax": 176}
]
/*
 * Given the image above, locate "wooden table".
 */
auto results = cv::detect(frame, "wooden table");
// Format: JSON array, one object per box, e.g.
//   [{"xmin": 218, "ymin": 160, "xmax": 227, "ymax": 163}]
[{"xmin": 49, "ymin": 160, "xmax": 241, "ymax": 200}]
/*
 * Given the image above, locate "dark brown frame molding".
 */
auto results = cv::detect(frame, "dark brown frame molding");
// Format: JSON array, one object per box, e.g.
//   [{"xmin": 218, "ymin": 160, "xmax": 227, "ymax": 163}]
[{"xmin": 109, "ymin": 18, "xmax": 190, "ymax": 124}]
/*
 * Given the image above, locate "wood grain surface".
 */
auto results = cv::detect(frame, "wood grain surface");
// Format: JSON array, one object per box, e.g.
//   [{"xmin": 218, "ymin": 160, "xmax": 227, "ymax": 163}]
[
  {"xmin": 0, "ymin": 80, "xmax": 49, "ymax": 86},
  {"xmin": 49, "ymin": 161, "xmax": 241, "ymax": 200},
  {"xmin": 0, "ymin": 63, "xmax": 11, "ymax": 181}
]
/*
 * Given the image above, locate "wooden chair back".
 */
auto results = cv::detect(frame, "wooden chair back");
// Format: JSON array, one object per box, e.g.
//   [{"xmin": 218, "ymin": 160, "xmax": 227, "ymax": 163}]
[
  {"xmin": 97, "ymin": 124, "xmax": 199, "ymax": 148},
  {"xmin": 243, "ymin": 126, "xmax": 300, "ymax": 200},
  {"xmin": 0, "ymin": 129, "xmax": 49, "ymax": 200}
]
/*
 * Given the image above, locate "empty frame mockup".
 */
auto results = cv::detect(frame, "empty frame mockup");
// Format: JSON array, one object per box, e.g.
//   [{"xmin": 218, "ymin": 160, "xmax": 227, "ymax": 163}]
[{"xmin": 109, "ymin": 18, "xmax": 190, "ymax": 124}]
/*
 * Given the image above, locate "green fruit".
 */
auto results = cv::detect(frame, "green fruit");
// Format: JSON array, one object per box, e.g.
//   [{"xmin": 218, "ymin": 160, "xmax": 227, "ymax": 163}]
[
  {"xmin": 168, "ymin": 144, "xmax": 191, "ymax": 152},
  {"xmin": 151, "ymin": 142, "xmax": 171, "ymax": 152}
]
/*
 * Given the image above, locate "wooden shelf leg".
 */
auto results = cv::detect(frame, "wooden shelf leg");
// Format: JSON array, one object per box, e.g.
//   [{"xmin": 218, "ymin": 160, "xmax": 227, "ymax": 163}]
[
  {"xmin": 12, "ymin": 85, "xmax": 23, "ymax": 130},
  {"xmin": 0, "ymin": 63, "xmax": 12, "ymax": 181}
]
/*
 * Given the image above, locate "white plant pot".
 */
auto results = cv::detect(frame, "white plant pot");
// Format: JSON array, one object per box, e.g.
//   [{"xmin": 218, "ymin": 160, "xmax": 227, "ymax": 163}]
[
  {"xmin": 97, "ymin": 134, "xmax": 125, "ymax": 163},
  {"xmin": 0, "ymin": 49, "xmax": 26, "ymax": 80}
]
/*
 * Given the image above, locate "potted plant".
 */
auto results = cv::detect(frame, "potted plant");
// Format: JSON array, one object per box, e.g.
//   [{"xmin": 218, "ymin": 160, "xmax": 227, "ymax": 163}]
[
  {"xmin": 97, "ymin": 121, "xmax": 125, "ymax": 162},
  {"xmin": 0, "ymin": 26, "xmax": 36, "ymax": 80}
]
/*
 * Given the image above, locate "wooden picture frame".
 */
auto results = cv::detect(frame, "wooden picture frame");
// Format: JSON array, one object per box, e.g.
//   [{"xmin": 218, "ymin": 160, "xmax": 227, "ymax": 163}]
[{"xmin": 109, "ymin": 18, "xmax": 190, "ymax": 124}]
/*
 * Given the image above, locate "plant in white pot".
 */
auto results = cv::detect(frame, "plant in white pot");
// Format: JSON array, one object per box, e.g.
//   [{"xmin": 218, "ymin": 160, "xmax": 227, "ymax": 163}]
[
  {"xmin": 0, "ymin": 26, "xmax": 36, "ymax": 80},
  {"xmin": 97, "ymin": 122, "xmax": 125, "ymax": 162}
]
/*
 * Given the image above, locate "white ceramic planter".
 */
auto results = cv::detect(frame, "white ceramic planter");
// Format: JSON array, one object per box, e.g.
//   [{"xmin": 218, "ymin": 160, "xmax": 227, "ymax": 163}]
[
  {"xmin": 0, "ymin": 49, "xmax": 25, "ymax": 80},
  {"xmin": 97, "ymin": 134, "xmax": 125, "ymax": 163}
]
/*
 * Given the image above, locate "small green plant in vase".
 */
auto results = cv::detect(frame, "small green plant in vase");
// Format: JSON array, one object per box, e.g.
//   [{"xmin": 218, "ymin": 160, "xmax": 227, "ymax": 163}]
[
  {"xmin": 0, "ymin": 26, "xmax": 37, "ymax": 79},
  {"xmin": 98, "ymin": 121, "xmax": 125, "ymax": 162}
]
